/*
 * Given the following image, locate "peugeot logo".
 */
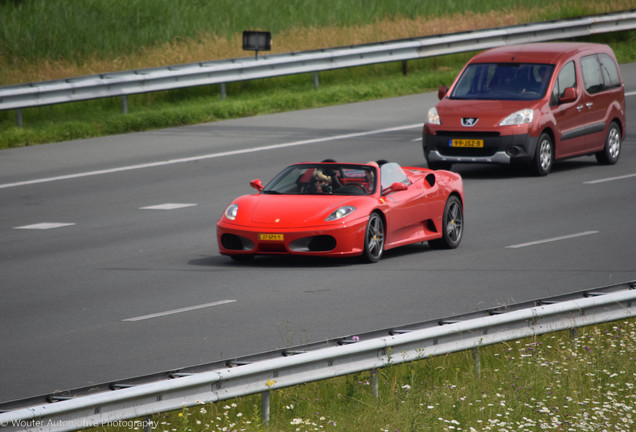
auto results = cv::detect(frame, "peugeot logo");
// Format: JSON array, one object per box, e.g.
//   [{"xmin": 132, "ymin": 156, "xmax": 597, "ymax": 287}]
[{"xmin": 462, "ymin": 117, "xmax": 478, "ymax": 127}]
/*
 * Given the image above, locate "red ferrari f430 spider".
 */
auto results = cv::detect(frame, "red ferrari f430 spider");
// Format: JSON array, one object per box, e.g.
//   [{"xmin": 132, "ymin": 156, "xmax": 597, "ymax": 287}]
[{"xmin": 217, "ymin": 161, "xmax": 464, "ymax": 263}]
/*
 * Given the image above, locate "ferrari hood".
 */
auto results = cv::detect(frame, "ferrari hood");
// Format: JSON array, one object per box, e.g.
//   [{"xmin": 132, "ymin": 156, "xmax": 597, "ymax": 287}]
[{"xmin": 240, "ymin": 194, "xmax": 362, "ymax": 227}]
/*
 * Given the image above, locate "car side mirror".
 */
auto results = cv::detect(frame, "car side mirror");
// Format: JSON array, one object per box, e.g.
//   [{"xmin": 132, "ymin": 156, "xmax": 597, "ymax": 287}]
[
  {"xmin": 250, "ymin": 179, "xmax": 264, "ymax": 191},
  {"xmin": 559, "ymin": 87, "xmax": 577, "ymax": 104},
  {"xmin": 437, "ymin": 85, "xmax": 448, "ymax": 100},
  {"xmin": 383, "ymin": 182, "xmax": 408, "ymax": 194}
]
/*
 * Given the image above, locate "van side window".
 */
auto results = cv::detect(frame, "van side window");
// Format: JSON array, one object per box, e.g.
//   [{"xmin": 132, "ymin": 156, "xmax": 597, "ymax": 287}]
[
  {"xmin": 552, "ymin": 61, "xmax": 576, "ymax": 102},
  {"xmin": 581, "ymin": 55, "xmax": 604, "ymax": 94},
  {"xmin": 598, "ymin": 53, "xmax": 621, "ymax": 89}
]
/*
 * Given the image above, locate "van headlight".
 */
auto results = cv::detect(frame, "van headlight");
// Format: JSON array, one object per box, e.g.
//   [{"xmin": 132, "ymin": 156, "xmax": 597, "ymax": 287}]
[
  {"xmin": 427, "ymin": 107, "xmax": 441, "ymax": 125},
  {"xmin": 500, "ymin": 109, "xmax": 534, "ymax": 126}
]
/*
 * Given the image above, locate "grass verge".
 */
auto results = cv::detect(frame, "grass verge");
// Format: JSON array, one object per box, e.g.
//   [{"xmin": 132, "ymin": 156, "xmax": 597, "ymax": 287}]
[
  {"xmin": 81, "ymin": 318, "xmax": 635, "ymax": 432},
  {"xmin": 2, "ymin": 29, "xmax": 636, "ymax": 150}
]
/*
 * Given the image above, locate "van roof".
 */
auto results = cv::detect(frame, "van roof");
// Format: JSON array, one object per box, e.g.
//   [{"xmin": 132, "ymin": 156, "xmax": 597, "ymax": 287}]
[{"xmin": 469, "ymin": 42, "xmax": 613, "ymax": 64}]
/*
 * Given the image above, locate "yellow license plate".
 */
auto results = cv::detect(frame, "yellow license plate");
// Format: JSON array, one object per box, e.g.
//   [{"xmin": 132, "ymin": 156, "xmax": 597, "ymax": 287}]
[
  {"xmin": 258, "ymin": 233, "xmax": 284, "ymax": 241},
  {"xmin": 451, "ymin": 139, "xmax": 484, "ymax": 148}
]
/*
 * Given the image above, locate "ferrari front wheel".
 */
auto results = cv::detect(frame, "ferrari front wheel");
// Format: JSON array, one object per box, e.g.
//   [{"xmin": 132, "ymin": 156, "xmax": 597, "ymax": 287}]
[
  {"xmin": 362, "ymin": 212, "xmax": 385, "ymax": 263},
  {"xmin": 429, "ymin": 195, "xmax": 463, "ymax": 249}
]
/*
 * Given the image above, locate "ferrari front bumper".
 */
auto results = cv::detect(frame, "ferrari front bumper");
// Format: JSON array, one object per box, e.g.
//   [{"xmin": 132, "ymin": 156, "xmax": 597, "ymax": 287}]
[{"xmin": 216, "ymin": 218, "xmax": 369, "ymax": 258}]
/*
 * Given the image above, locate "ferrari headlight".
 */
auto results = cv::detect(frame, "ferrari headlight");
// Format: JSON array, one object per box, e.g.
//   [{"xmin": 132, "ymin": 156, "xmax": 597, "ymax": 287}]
[
  {"xmin": 326, "ymin": 206, "xmax": 356, "ymax": 221},
  {"xmin": 499, "ymin": 109, "xmax": 534, "ymax": 126},
  {"xmin": 427, "ymin": 107, "xmax": 441, "ymax": 125},
  {"xmin": 224, "ymin": 203, "xmax": 238, "ymax": 220}
]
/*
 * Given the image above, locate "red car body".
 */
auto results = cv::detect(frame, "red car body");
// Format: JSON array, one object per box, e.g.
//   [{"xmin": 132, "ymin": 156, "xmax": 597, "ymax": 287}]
[{"xmin": 217, "ymin": 161, "xmax": 464, "ymax": 262}]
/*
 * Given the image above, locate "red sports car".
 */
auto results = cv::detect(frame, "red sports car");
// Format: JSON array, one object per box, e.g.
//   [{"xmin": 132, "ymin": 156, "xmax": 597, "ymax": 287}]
[{"xmin": 217, "ymin": 161, "xmax": 464, "ymax": 263}]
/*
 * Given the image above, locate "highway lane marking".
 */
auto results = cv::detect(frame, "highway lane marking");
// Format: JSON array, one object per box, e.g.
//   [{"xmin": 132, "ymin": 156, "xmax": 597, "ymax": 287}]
[
  {"xmin": 0, "ymin": 123, "xmax": 422, "ymax": 190},
  {"xmin": 506, "ymin": 230, "xmax": 599, "ymax": 249},
  {"xmin": 139, "ymin": 203, "xmax": 198, "ymax": 210},
  {"xmin": 13, "ymin": 222, "xmax": 76, "ymax": 230},
  {"xmin": 122, "ymin": 299, "xmax": 237, "ymax": 322},
  {"xmin": 584, "ymin": 173, "xmax": 636, "ymax": 184}
]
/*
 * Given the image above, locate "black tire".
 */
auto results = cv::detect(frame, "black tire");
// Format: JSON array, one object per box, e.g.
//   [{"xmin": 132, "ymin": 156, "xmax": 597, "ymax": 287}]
[
  {"xmin": 362, "ymin": 212, "xmax": 385, "ymax": 263},
  {"xmin": 429, "ymin": 195, "xmax": 463, "ymax": 249},
  {"xmin": 532, "ymin": 132, "xmax": 553, "ymax": 176},
  {"xmin": 595, "ymin": 121, "xmax": 621, "ymax": 165}
]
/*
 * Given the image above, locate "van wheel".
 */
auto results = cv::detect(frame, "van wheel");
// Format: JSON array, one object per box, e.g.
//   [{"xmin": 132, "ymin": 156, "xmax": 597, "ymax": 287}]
[
  {"xmin": 532, "ymin": 133, "xmax": 553, "ymax": 176},
  {"xmin": 596, "ymin": 121, "xmax": 621, "ymax": 165}
]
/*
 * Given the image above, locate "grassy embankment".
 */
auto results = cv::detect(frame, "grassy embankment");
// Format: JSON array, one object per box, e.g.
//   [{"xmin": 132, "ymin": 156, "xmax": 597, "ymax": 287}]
[
  {"xmin": 1, "ymin": 0, "xmax": 636, "ymax": 148},
  {"xmin": 85, "ymin": 319, "xmax": 635, "ymax": 432}
]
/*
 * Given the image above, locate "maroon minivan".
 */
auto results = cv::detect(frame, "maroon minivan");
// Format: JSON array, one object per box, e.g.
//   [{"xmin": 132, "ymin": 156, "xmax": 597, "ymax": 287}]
[{"xmin": 423, "ymin": 42, "xmax": 626, "ymax": 175}]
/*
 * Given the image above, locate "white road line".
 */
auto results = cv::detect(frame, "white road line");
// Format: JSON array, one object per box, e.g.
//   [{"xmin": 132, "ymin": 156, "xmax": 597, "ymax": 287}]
[
  {"xmin": 506, "ymin": 231, "xmax": 599, "ymax": 249},
  {"xmin": 584, "ymin": 173, "xmax": 636, "ymax": 184},
  {"xmin": 139, "ymin": 203, "xmax": 198, "ymax": 210},
  {"xmin": 122, "ymin": 299, "xmax": 237, "ymax": 322},
  {"xmin": 0, "ymin": 123, "xmax": 422, "ymax": 190},
  {"xmin": 13, "ymin": 222, "xmax": 76, "ymax": 230}
]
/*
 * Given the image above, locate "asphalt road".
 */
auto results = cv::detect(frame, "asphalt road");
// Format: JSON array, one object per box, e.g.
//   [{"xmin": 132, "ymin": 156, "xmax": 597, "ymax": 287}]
[{"xmin": 1, "ymin": 65, "xmax": 636, "ymax": 403}]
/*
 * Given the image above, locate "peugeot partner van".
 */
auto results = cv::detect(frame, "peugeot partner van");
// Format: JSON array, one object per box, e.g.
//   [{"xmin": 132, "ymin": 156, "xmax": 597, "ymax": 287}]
[{"xmin": 423, "ymin": 42, "xmax": 626, "ymax": 176}]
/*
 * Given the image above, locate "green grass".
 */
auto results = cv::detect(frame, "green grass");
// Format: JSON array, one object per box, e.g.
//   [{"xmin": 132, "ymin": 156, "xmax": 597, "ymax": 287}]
[
  {"xmin": 0, "ymin": 57, "xmax": 464, "ymax": 149},
  {"xmin": 85, "ymin": 318, "xmax": 635, "ymax": 432},
  {"xmin": 0, "ymin": 0, "xmax": 621, "ymax": 63},
  {"xmin": 2, "ymin": 29, "xmax": 636, "ymax": 150}
]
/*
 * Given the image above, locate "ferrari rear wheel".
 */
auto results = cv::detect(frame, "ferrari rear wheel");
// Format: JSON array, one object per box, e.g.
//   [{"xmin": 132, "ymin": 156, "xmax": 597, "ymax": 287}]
[
  {"xmin": 429, "ymin": 195, "xmax": 463, "ymax": 249},
  {"xmin": 362, "ymin": 212, "xmax": 385, "ymax": 263}
]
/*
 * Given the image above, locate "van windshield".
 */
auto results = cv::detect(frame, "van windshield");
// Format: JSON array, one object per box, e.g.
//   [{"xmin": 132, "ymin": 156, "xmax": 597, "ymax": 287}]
[{"xmin": 450, "ymin": 63, "xmax": 554, "ymax": 101}]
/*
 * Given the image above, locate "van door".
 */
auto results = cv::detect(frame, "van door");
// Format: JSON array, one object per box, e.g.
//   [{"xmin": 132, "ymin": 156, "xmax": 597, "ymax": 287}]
[
  {"xmin": 579, "ymin": 54, "xmax": 611, "ymax": 153},
  {"xmin": 551, "ymin": 61, "xmax": 587, "ymax": 158}
]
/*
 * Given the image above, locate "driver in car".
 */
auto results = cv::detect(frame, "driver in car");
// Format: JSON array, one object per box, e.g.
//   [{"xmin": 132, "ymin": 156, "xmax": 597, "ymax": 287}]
[{"xmin": 312, "ymin": 169, "xmax": 333, "ymax": 193}]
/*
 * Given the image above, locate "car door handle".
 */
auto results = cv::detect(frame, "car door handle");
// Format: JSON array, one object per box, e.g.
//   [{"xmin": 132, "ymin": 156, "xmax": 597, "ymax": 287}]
[
  {"xmin": 576, "ymin": 105, "xmax": 584, "ymax": 111},
  {"xmin": 586, "ymin": 102, "xmax": 593, "ymax": 108}
]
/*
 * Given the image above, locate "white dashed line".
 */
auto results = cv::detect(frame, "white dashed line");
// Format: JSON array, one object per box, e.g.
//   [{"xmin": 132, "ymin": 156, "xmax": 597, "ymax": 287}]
[
  {"xmin": 139, "ymin": 203, "xmax": 198, "ymax": 210},
  {"xmin": 506, "ymin": 231, "xmax": 599, "ymax": 249},
  {"xmin": 13, "ymin": 222, "xmax": 76, "ymax": 230},
  {"xmin": 122, "ymin": 300, "xmax": 237, "ymax": 322},
  {"xmin": 0, "ymin": 124, "xmax": 422, "ymax": 190},
  {"xmin": 584, "ymin": 173, "xmax": 636, "ymax": 184}
]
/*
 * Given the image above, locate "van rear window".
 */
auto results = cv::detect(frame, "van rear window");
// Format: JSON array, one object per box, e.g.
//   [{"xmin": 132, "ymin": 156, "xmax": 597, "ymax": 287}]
[{"xmin": 451, "ymin": 63, "xmax": 554, "ymax": 101}]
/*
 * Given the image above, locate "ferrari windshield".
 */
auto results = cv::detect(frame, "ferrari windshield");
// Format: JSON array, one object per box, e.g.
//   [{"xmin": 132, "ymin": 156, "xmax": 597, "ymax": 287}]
[
  {"xmin": 450, "ymin": 63, "xmax": 554, "ymax": 101},
  {"xmin": 263, "ymin": 163, "xmax": 377, "ymax": 195}
]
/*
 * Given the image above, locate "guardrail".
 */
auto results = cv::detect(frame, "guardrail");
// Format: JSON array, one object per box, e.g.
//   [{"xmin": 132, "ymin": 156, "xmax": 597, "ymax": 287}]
[
  {"xmin": 0, "ymin": 280, "xmax": 634, "ymax": 432},
  {"xmin": 1, "ymin": 10, "xmax": 636, "ymax": 125}
]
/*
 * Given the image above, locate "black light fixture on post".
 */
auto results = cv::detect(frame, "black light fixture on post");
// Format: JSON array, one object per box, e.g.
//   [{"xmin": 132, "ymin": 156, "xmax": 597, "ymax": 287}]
[{"xmin": 242, "ymin": 31, "xmax": 271, "ymax": 60}]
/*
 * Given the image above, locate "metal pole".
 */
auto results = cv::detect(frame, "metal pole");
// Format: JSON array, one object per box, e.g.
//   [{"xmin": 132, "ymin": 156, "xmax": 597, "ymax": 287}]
[
  {"xmin": 122, "ymin": 96, "xmax": 128, "ymax": 114},
  {"xmin": 16, "ymin": 109, "xmax": 23, "ymax": 127},
  {"xmin": 370, "ymin": 368, "xmax": 379, "ymax": 397},
  {"xmin": 472, "ymin": 348, "xmax": 481, "ymax": 379},
  {"xmin": 220, "ymin": 83, "xmax": 227, "ymax": 100},
  {"xmin": 143, "ymin": 415, "xmax": 153, "ymax": 432},
  {"xmin": 313, "ymin": 72, "xmax": 319, "ymax": 89},
  {"xmin": 261, "ymin": 391, "xmax": 270, "ymax": 426}
]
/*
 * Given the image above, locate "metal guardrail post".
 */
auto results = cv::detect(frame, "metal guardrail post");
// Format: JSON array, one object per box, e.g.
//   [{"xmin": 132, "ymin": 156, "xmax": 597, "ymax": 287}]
[{"xmin": 261, "ymin": 391, "xmax": 270, "ymax": 426}]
